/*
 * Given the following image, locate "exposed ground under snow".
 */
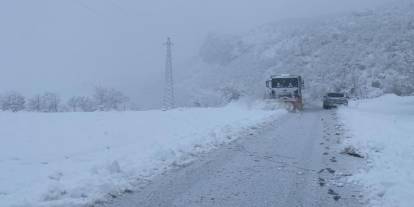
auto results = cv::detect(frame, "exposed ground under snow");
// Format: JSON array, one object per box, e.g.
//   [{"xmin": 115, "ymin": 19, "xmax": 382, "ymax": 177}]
[
  {"xmin": 339, "ymin": 94, "xmax": 414, "ymax": 207},
  {"xmin": 0, "ymin": 102, "xmax": 284, "ymax": 207}
]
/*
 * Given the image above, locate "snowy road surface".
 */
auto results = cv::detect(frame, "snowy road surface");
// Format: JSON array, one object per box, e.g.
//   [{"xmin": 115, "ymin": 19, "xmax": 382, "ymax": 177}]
[{"xmin": 102, "ymin": 108, "xmax": 363, "ymax": 207}]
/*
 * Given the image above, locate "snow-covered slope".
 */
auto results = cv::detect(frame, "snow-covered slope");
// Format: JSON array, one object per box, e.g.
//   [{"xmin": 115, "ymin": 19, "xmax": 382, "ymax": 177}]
[
  {"xmin": 0, "ymin": 102, "xmax": 285, "ymax": 207},
  {"xmin": 181, "ymin": 1, "xmax": 414, "ymax": 106},
  {"xmin": 339, "ymin": 95, "xmax": 414, "ymax": 207}
]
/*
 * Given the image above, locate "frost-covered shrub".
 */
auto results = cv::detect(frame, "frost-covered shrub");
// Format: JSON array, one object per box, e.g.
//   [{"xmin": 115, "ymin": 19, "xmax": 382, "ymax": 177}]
[
  {"xmin": 218, "ymin": 86, "xmax": 245, "ymax": 103},
  {"xmin": 190, "ymin": 84, "xmax": 247, "ymax": 107}
]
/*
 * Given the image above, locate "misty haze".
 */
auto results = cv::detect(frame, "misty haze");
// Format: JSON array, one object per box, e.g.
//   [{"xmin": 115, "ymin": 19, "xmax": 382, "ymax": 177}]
[{"xmin": 1, "ymin": 0, "xmax": 413, "ymax": 207}]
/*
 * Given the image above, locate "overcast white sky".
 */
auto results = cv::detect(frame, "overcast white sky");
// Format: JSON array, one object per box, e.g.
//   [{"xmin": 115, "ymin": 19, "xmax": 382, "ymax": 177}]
[{"xmin": 0, "ymin": 0, "xmax": 394, "ymax": 108}]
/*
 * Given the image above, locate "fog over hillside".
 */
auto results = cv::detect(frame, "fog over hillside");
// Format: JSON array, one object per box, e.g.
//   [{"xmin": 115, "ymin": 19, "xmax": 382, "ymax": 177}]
[
  {"xmin": 0, "ymin": 0, "xmax": 395, "ymax": 109},
  {"xmin": 179, "ymin": 1, "xmax": 414, "ymax": 106}
]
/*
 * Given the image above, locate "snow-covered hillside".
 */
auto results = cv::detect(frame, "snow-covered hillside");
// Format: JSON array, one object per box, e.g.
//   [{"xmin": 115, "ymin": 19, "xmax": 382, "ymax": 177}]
[
  {"xmin": 180, "ymin": 1, "xmax": 414, "ymax": 106},
  {"xmin": 339, "ymin": 95, "xmax": 414, "ymax": 207},
  {"xmin": 0, "ymin": 102, "xmax": 285, "ymax": 207}
]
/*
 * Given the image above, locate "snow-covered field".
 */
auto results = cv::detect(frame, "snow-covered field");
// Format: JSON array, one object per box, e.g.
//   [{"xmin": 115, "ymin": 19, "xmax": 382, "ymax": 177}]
[
  {"xmin": 339, "ymin": 94, "xmax": 414, "ymax": 207},
  {"xmin": 0, "ymin": 102, "xmax": 284, "ymax": 207}
]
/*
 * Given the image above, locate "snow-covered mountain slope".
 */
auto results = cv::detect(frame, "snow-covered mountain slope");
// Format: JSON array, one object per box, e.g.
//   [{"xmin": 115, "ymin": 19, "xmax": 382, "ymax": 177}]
[
  {"xmin": 0, "ymin": 102, "xmax": 284, "ymax": 207},
  {"xmin": 180, "ymin": 1, "xmax": 414, "ymax": 106},
  {"xmin": 339, "ymin": 95, "xmax": 414, "ymax": 207}
]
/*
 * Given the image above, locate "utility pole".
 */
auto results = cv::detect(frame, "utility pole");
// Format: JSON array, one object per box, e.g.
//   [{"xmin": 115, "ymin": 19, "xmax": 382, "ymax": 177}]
[{"xmin": 163, "ymin": 37, "xmax": 175, "ymax": 110}]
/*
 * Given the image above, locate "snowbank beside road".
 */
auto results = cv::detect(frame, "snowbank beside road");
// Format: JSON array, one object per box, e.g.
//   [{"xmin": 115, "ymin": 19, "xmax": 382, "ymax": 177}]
[
  {"xmin": 339, "ymin": 94, "xmax": 414, "ymax": 207},
  {"xmin": 0, "ymin": 102, "xmax": 285, "ymax": 207}
]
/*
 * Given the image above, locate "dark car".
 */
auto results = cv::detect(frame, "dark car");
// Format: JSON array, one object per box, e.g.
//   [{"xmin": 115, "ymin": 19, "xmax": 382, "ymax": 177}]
[{"xmin": 323, "ymin": 93, "xmax": 348, "ymax": 109}]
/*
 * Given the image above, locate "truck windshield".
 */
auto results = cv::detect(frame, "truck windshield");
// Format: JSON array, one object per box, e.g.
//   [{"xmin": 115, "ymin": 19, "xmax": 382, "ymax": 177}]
[
  {"xmin": 327, "ymin": 93, "xmax": 344, "ymax": 97},
  {"xmin": 271, "ymin": 78, "xmax": 299, "ymax": 88}
]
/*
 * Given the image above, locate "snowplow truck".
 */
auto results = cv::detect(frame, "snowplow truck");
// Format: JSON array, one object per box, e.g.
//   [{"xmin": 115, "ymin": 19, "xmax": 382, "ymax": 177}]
[{"xmin": 265, "ymin": 74, "xmax": 304, "ymax": 111}]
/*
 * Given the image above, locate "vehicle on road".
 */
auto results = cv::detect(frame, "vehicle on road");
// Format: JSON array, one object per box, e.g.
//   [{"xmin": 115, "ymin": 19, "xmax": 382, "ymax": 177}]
[
  {"xmin": 265, "ymin": 74, "xmax": 304, "ymax": 111},
  {"xmin": 323, "ymin": 92, "xmax": 348, "ymax": 109}
]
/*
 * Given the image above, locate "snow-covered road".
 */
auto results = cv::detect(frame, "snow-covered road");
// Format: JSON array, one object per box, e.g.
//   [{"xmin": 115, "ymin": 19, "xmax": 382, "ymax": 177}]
[{"xmin": 102, "ymin": 108, "xmax": 364, "ymax": 207}]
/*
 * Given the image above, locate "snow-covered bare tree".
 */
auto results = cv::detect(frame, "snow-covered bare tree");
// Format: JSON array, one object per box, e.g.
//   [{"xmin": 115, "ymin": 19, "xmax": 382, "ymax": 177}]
[
  {"xmin": 67, "ymin": 96, "xmax": 79, "ymax": 112},
  {"xmin": 93, "ymin": 87, "xmax": 129, "ymax": 111},
  {"xmin": 78, "ymin": 96, "xmax": 96, "ymax": 112},
  {"xmin": 67, "ymin": 96, "xmax": 96, "ymax": 112},
  {"xmin": 0, "ymin": 91, "xmax": 26, "ymax": 112},
  {"xmin": 40, "ymin": 92, "xmax": 61, "ymax": 112},
  {"xmin": 26, "ymin": 95, "xmax": 42, "ymax": 112}
]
